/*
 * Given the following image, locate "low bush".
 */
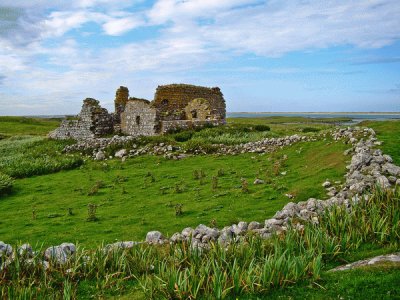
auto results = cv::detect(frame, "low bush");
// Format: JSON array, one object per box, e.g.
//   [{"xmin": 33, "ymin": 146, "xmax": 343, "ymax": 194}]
[
  {"xmin": 254, "ymin": 124, "xmax": 271, "ymax": 132},
  {"xmin": 184, "ymin": 138, "xmax": 218, "ymax": 153},
  {"xmin": 0, "ymin": 172, "xmax": 13, "ymax": 195},
  {"xmin": 302, "ymin": 127, "xmax": 320, "ymax": 133},
  {"xmin": 173, "ymin": 130, "xmax": 194, "ymax": 142}
]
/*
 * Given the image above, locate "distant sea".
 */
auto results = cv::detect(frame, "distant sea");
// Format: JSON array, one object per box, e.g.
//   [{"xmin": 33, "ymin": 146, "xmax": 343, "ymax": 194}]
[
  {"xmin": 29, "ymin": 112, "xmax": 400, "ymax": 123},
  {"xmin": 227, "ymin": 112, "xmax": 400, "ymax": 123}
]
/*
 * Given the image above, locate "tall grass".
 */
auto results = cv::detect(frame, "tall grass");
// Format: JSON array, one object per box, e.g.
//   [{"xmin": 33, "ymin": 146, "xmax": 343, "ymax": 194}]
[
  {"xmin": 0, "ymin": 172, "xmax": 13, "ymax": 195},
  {"xmin": 1, "ymin": 187, "xmax": 398, "ymax": 299},
  {"xmin": 0, "ymin": 136, "xmax": 83, "ymax": 178}
]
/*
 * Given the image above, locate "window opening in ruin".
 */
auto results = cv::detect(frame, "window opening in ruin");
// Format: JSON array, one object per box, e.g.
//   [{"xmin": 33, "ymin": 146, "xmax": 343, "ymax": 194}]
[
  {"xmin": 162, "ymin": 99, "xmax": 169, "ymax": 105},
  {"xmin": 191, "ymin": 110, "xmax": 197, "ymax": 118},
  {"xmin": 136, "ymin": 115, "xmax": 141, "ymax": 125}
]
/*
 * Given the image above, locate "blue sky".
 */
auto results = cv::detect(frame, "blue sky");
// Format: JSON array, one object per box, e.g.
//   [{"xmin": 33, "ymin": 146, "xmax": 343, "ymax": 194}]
[{"xmin": 0, "ymin": 0, "xmax": 399, "ymax": 115}]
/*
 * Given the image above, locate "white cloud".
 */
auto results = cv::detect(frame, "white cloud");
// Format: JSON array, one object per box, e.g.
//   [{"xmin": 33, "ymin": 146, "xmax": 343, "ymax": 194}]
[
  {"xmin": 102, "ymin": 16, "xmax": 143, "ymax": 36},
  {"xmin": 1, "ymin": 0, "xmax": 400, "ymax": 114}
]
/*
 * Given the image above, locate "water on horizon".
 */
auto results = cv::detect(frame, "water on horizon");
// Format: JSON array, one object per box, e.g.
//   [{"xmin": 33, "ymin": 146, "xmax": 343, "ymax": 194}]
[{"xmin": 227, "ymin": 112, "xmax": 400, "ymax": 122}]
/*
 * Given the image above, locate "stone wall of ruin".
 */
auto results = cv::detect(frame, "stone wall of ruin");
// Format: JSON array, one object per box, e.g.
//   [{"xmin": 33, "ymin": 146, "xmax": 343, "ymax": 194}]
[
  {"xmin": 153, "ymin": 84, "xmax": 226, "ymax": 121},
  {"xmin": 160, "ymin": 119, "xmax": 223, "ymax": 134},
  {"xmin": 121, "ymin": 99, "xmax": 158, "ymax": 136},
  {"xmin": 49, "ymin": 98, "xmax": 113, "ymax": 140}
]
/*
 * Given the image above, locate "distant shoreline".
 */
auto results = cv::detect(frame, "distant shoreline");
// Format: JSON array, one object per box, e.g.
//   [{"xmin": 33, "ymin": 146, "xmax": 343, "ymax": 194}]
[{"xmin": 228, "ymin": 112, "xmax": 400, "ymax": 115}]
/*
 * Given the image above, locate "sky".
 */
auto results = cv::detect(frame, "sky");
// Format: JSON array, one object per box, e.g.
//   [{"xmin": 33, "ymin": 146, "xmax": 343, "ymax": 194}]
[{"xmin": 0, "ymin": 0, "xmax": 399, "ymax": 115}]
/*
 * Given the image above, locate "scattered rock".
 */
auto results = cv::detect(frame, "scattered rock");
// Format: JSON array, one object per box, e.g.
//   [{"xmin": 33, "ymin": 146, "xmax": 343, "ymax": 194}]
[
  {"xmin": 253, "ymin": 178, "xmax": 265, "ymax": 185},
  {"xmin": 18, "ymin": 244, "xmax": 34, "ymax": 258},
  {"xmin": 146, "ymin": 231, "xmax": 165, "ymax": 244},
  {"xmin": 115, "ymin": 149, "xmax": 127, "ymax": 158},
  {"xmin": 44, "ymin": 243, "xmax": 76, "ymax": 264},
  {"xmin": 104, "ymin": 241, "xmax": 139, "ymax": 252},
  {"xmin": 0, "ymin": 241, "xmax": 12, "ymax": 257},
  {"xmin": 322, "ymin": 181, "xmax": 331, "ymax": 188},
  {"xmin": 329, "ymin": 252, "xmax": 400, "ymax": 272},
  {"xmin": 95, "ymin": 150, "xmax": 106, "ymax": 160}
]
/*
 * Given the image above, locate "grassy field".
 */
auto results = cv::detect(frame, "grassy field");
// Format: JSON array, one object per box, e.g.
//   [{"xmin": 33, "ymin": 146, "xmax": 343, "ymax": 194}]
[
  {"xmin": 0, "ymin": 138, "xmax": 348, "ymax": 247},
  {"xmin": 0, "ymin": 116, "xmax": 399, "ymax": 299},
  {"xmin": 0, "ymin": 116, "xmax": 61, "ymax": 138}
]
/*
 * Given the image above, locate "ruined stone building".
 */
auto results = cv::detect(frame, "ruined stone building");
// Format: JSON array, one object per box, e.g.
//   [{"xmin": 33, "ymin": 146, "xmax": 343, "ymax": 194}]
[{"xmin": 49, "ymin": 84, "xmax": 226, "ymax": 140}]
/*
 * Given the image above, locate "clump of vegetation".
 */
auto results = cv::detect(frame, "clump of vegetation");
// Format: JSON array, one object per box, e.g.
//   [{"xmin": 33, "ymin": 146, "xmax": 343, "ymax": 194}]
[
  {"xmin": 254, "ymin": 124, "xmax": 271, "ymax": 132},
  {"xmin": 87, "ymin": 181, "xmax": 104, "ymax": 196},
  {"xmin": 0, "ymin": 172, "xmax": 13, "ymax": 195},
  {"xmin": 241, "ymin": 178, "xmax": 249, "ymax": 193},
  {"xmin": 87, "ymin": 203, "xmax": 98, "ymax": 221},
  {"xmin": 175, "ymin": 203, "xmax": 183, "ymax": 216},
  {"xmin": 184, "ymin": 138, "xmax": 217, "ymax": 153},
  {"xmin": 302, "ymin": 127, "xmax": 321, "ymax": 133},
  {"xmin": 173, "ymin": 130, "xmax": 194, "ymax": 142},
  {"xmin": 212, "ymin": 176, "xmax": 218, "ymax": 190}
]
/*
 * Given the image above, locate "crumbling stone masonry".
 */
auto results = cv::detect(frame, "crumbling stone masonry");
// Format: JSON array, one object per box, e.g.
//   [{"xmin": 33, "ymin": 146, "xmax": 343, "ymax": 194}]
[
  {"xmin": 50, "ymin": 83, "xmax": 226, "ymax": 140},
  {"xmin": 49, "ymin": 98, "xmax": 113, "ymax": 140}
]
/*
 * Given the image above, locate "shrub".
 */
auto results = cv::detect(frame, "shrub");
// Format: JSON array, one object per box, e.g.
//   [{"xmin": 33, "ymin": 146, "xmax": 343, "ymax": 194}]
[
  {"xmin": 173, "ymin": 130, "xmax": 194, "ymax": 142},
  {"xmin": 254, "ymin": 124, "xmax": 271, "ymax": 132},
  {"xmin": 302, "ymin": 127, "xmax": 320, "ymax": 133},
  {"xmin": 0, "ymin": 173, "xmax": 13, "ymax": 195},
  {"xmin": 184, "ymin": 139, "xmax": 217, "ymax": 153}
]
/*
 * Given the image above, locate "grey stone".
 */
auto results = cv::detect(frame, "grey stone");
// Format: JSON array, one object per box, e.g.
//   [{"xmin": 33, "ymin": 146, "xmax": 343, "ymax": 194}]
[
  {"xmin": 18, "ymin": 244, "xmax": 34, "ymax": 258},
  {"xmin": 388, "ymin": 176, "xmax": 397, "ymax": 184},
  {"xmin": 170, "ymin": 233, "xmax": 184, "ymax": 243},
  {"xmin": 329, "ymin": 252, "xmax": 400, "ymax": 272},
  {"xmin": 382, "ymin": 163, "xmax": 400, "ymax": 176},
  {"xmin": 181, "ymin": 227, "xmax": 194, "ymax": 238},
  {"xmin": 248, "ymin": 221, "xmax": 262, "ymax": 230},
  {"xmin": 146, "ymin": 231, "xmax": 165, "ymax": 244},
  {"xmin": 115, "ymin": 149, "xmax": 127, "ymax": 158},
  {"xmin": 383, "ymin": 154, "xmax": 393, "ymax": 163},
  {"xmin": 44, "ymin": 246, "xmax": 67, "ymax": 263},
  {"xmin": 95, "ymin": 150, "xmax": 106, "ymax": 160},
  {"xmin": 104, "ymin": 241, "xmax": 139, "ymax": 252},
  {"xmin": 0, "ymin": 241, "xmax": 12, "ymax": 257},
  {"xmin": 376, "ymin": 176, "xmax": 391, "ymax": 189},
  {"xmin": 253, "ymin": 178, "xmax": 265, "ymax": 185},
  {"xmin": 322, "ymin": 181, "xmax": 331, "ymax": 188},
  {"xmin": 194, "ymin": 224, "xmax": 219, "ymax": 239},
  {"xmin": 265, "ymin": 218, "xmax": 284, "ymax": 227}
]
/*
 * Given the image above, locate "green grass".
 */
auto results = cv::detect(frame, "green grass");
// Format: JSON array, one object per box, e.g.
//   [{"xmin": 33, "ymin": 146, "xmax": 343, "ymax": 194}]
[
  {"xmin": 359, "ymin": 120, "xmax": 400, "ymax": 165},
  {"xmin": 0, "ymin": 138, "xmax": 347, "ymax": 247},
  {"xmin": 0, "ymin": 116, "xmax": 61, "ymax": 138},
  {"xmin": 266, "ymin": 265, "xmax": 400, "ymax": 300}
]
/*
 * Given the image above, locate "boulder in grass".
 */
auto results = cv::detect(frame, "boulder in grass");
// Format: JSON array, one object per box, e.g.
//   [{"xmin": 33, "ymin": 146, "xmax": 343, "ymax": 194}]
[
  {"xmin": 44, "ymin": 242, "xmax": 76, "ymax": 264},
  {"xmin": 18, "ymin": 244, "xmax": 34, "ymax": 258},
  {"xmin": 146, "ymin": 231, "xmax": 165, "ymax": 244},
  {"xmin": 0, "ymin": 241, "xmax": 12, "ymax": 257},
  {"xmin": 115, "ymin": 149, "xmax": 127, "ymax": 158}
]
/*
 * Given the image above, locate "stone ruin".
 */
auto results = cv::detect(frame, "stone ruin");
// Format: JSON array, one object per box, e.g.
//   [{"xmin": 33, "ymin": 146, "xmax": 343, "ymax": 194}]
[{"xmin": 49, "ymin": 84, "xmax": 226, "ymax": 140}]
